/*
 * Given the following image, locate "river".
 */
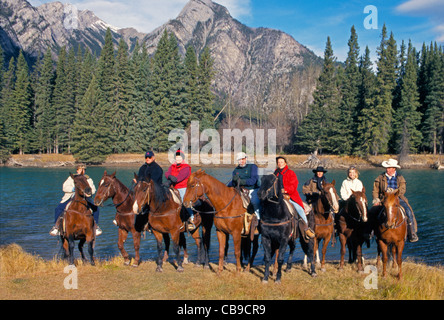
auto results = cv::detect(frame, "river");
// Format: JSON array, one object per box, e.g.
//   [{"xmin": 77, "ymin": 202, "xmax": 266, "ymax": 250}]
[{"xmin": 0, "ymin": 166, "xmax": 443, "ymax": 266}]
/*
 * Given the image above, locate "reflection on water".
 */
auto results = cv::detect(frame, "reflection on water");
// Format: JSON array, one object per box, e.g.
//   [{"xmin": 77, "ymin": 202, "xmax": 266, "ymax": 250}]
[{"xmin": 1, "ymin": 166, "xmax": 443, "ymax": 266}]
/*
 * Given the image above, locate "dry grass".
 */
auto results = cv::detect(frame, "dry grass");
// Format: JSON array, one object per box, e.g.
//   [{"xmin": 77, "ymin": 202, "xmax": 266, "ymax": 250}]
[{"xmin": 1, "ymin": 244, "xmax": 443, "ymax": 300}]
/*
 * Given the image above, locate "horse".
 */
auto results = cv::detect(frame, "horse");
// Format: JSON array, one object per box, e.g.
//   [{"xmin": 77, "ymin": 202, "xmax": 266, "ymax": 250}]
[
  {"xmin": 61, "ymin": 174, "xmax": 96, "ymax": 266},
  {"xmin": 183, "ymin": 169, "xmax": 246, "ymax": 274},
  {"xmin": 258, "ymin": 174, "xmax": 316, "ymax": 283},
  {"xmin": 311, "ymin": 180, "xmax": 339, "ymax": 272},
  {"xmin": 132, "ymin": 174, "xmax": 187, "ymax": 272},
  {"xmin": 369, "ymin": 190, "xmax": 407, "ymax": 280},
  {"xmin": 336, "ymin": 189, "xmax": 369, "ymax": 272},
  {"xmin": 94, "ymin": 171, "xmax": 147, "ymax": 267}
]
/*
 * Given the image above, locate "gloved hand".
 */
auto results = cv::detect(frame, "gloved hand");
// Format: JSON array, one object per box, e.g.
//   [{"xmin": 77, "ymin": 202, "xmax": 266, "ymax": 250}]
[
  {"xmin": 168, "ymin": 175, "xmax": 178, "ymax": 184},
  {"xmin": 232, "ymin": 175, "xmax": 240, "ymax": 187}
]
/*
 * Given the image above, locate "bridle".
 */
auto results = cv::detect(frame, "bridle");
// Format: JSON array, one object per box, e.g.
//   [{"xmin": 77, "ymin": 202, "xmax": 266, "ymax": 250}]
[
  {"xmin": 187, "ymin": 176, "xmax": 243, "ymax": 219},
  {"xmin": 96, "ymin": 177, "xmax": 134, "ymax": 216}
]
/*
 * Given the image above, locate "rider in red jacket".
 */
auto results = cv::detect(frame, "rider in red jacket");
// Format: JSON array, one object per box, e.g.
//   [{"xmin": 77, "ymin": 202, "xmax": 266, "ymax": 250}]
[{"xmin": 274, "ymin": 156, "xmax": 315, "ymax": 239}]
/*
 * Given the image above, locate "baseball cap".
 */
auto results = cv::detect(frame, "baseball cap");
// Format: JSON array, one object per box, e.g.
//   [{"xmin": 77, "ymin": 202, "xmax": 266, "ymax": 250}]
[{"xmin": 145, "ymin": 151, "xmax": 155, "ymax": 158}]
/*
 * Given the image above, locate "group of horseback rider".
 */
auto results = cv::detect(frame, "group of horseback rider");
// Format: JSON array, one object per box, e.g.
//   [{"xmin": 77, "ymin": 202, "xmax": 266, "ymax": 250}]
[{"xmin": 49, "ymin": 152, "xmax": 418, "ymax": 244}]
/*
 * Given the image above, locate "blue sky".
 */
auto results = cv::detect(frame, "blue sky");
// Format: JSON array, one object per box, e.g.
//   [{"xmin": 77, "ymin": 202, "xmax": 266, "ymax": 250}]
[{"xmin": 29, "ymin": 0, "xmax": 444, "ymax": 63}]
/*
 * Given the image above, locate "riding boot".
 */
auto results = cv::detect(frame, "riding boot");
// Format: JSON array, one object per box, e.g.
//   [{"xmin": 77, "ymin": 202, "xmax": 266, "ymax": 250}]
[
  {"xmin": 401, "ymin": 202, "xmax": 418, "ymax": 243},
  {"xmin": 49, "ymin": 215, "xmax": 63, "ymax": 236}
]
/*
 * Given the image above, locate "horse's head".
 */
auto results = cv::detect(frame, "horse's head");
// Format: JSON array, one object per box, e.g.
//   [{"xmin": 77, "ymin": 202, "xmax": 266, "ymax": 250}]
[
  {"xmin": 94, "ymin": 170, "xmax": 116, "ymax": 206},
  {"xmin": 349, "ymin": 188, "xmax": 368, "ymax": 222},
  {"xmin": 258, "ymin": 174, "xmax": 280, "ymax": 203},
  {"xmin": 132, "ymin": 175, "xmax": 153, "ymax": 214},
  {"xmin": 183, "ymin": 170, "xmax": 206, "ymax": 208},
  {"xmin": 70, "ymin": 173, "xmax": 92, "ymax": 198},
  {"xmin": 382, "ymin": 190, "xmax": 400, "ymax": 228},
  {"xmin": 321, "ymin": 180, "xmax": 339, "ymax": 213}
]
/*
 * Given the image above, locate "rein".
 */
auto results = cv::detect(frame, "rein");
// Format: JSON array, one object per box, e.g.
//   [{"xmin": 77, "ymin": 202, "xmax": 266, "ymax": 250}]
[{"xmin": 379, "ymin": 206, "xmax": 406, "ymax": 231}]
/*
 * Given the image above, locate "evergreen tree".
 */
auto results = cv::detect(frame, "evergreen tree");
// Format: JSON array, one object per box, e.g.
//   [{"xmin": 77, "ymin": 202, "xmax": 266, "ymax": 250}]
[
  {"xmin": 393, "ymin": 41, "xmax": 423, "ymax": 155},
  {"xmin": 197, "ymin": 47, "xmax": 215, "ymax": 130},
  {"xmin": 33, "ymin": 48, "xmax": 55, "ymax": 153},
  {"xmin": 371, "ymin": 25, "xmax": 398, "ymax": 154},
  {"xmin": 184, "ymin": 45, "xmax": 199, "ymax": 125},
  {"xmin": 150, "ymin": 30, "xmax": 187, "ymax": 151},
  {"xmin": 355, "ymin": 46, "xmax": 377, "ymax": 156},
  {"xmin": 0, "ymin": 57, "xmax": 16, "ymax": 151},
  {"xmin": 295, "ymin": 37, "xmax": 340, "ymax": 154},
  {"xmin": 330, "ymin": 26, "xmax": 360, "ymax": 154},
  {"xmin": 10, "ymin": 51, "xmax": 33, "ymax": 154}
]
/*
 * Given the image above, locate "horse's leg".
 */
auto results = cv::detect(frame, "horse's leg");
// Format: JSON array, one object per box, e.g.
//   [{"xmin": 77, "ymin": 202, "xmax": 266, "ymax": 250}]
[
  {"xmin": 163, "ymin": 233, "xmax": 170, "ymax": 262},
  {"xmin": 378, "ymin": 240, "xmax": 388, "ymax": 277},
  {"xmin": 78, "ymin": 238, "xmax": 86, "ymax": 263},
  {"xmin": 171, "ymin": 230, "xmax": 184, "ymax": 272},
  {"xmin": 216, "ymin": 230, "xmax": 227, "ymax": 275},
  {"xmin": 262, "ymin": 236, "xmax": 272, "ymax": 283},
  {"xmin": 339, "ymin": 233, "xmax": 346, "ymax": 270},
  {"xmin": 202, "ymin": 224, "xmax": 212, "ymax": 269},
  {"xmin": 272, "ymin": 249, "xmax": 278, "ymax": 276},
  {"xmin": 321, "ymin": 234, "xmax": 332, "ymax": 272},
  {"xmin": 132, "ymin": 230, "xmax": 141, "ymax": 267},
  {"xmin": 87, "ymin": 239, "xmax": 95, "ymax": 266},
  {"xmin": 396, "ymin": 240, "xmax": 405, "ymax": 280},
  {"xmin": 286, "ymin": 239, "xmax": 295, "ymax": 272},
  {"xmin": 275, "ymin": 236, "xmax": 289, "ymax": 283},
  {"xmin": 191, "ymin": 229, "xmax": 202, "ymax": 266},
  {"xmin": 247, "ymin": 235, "xmax": 259, "ymax": 272},
  {"xmin": 356, "ymin": 241, "xmax": 364, "ymax": 273},
  {"xmin": 232, "ymin": 231, "xmax": 242, "ymax": 273},
  {"xmin": 68, "ymin": 235, "xmax": 75, "ymax": 266},
  {"xmin": 118, "ymin": 228, "xmax": 131, "ymax": 266},
  {"xmin": 180, "ymin": 232, "xmax": 189, "ymax": 264},
  {"xmin": 153, "ymin": 231, "xmax": 164, "ymax": 272}
]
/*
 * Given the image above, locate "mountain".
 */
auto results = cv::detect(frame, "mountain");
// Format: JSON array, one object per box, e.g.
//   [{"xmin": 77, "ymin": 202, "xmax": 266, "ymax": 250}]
[{"xmin": 0, "ymin": 0, "xmax": 321, "ymax": 112}]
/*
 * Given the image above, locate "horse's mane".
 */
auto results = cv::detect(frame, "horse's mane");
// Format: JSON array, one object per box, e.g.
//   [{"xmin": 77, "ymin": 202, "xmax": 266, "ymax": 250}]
[{"xmin": 150, "ymin": 179, "xmax": 170, "ymax": 204}]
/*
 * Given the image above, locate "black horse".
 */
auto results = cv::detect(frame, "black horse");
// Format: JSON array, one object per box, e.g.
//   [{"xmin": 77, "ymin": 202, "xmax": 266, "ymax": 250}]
[{"xmin": 258, "ymin": 174, "xmax": 316, "ymax": 283}]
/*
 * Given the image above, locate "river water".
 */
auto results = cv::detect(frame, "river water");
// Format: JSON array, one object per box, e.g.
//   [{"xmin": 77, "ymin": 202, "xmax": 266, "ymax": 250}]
[{"xmin": 0, "ymin": 166, "xmax": 443, "ymax": 266}]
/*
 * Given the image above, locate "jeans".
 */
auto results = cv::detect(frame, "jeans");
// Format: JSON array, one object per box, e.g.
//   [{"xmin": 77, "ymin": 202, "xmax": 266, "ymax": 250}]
[
  {"xmin": 178, "ymin": 188, "xmax": 194, "ymax": 219},
  {"xmin": 249, "ymin": 188, "xmax": 261, "ymax": 219},
  {"xmin": 54, "ymin": 198, "xmax": 99, "ymax": 224},
  {"xmin": 289, "ymin": 199, "xmax": 308, "ymax": 224}
]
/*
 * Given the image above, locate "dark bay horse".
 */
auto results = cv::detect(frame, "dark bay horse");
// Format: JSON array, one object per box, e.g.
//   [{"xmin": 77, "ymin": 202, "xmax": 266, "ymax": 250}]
[
  {"xmin": 61, "ymin": 174, "xmax": 96, "ymax": 266},
  {"xmin": 258, "ymin": 174, "xmax": 316, "ymax": 283},
  {"xmin": 369, "ymin": 191, "xmax": 407, "ymax": 279},
  {"xmin": 132, "ymin": 174, "xmax": 185, "ymax": 272},
  {"xmin": 94, "ymin": 171, "xmax": 146, "ymax": 267},
  {"xmin": 183, "ymin": 169, "xmax": 245, "ymax": 274},
  {"xmin": 336, "ymin": 189, "xmax": 369, "ymax": 272},
  {"xmin": 312, "ymin": 180, "xmax": 339, "ymax": 272}
]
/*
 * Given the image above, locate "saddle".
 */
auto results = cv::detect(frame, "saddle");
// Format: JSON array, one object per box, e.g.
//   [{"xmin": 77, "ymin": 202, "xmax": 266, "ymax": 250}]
[
  {"xmin": 242, "ymin": 212, "xmax": 259, "ymax": 240},
  {"xmin": 169, "ymin": 188, "xmax": 182, "ymax": 205}
]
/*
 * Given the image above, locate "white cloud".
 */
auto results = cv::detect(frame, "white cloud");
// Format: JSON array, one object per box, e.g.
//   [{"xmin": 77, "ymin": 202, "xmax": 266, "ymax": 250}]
[
  {"xmin": 396, "ymin": 0, "xmax": 444, "ymax": 43},
  {"xmin": 29, "ymin": 0, "xmax": 252, "ymax": 33}
]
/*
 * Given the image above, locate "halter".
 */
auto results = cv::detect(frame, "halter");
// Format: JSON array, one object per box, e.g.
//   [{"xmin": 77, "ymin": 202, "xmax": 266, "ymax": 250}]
[
  {"xmin": 344, "ymin": 195, "xmax": 367, "ymax": 223},
  {"xmin": 98, "ymin": 178, "xmax": 135, "ymax": 216},
  {"xmin": 379, "ymin": 204, "xmax": 406, "ymax": 230},
  {"xmin": 135, "ymin": 180, "xmax": 178, "ymax": 217}
]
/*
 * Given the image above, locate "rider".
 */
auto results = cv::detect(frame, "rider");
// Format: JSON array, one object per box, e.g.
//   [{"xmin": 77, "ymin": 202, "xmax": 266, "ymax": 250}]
[
  {"xmin": 274, "ymin": 156, "xmax": 315, "ymax": 239},
  {"xmin": 134, "ymin": 150, "xmax": 164, "ymax": 185},
  {"xmin": 227, "ymin": 152, "xmax": 261, "ymax": 220},
  {"xmin": 372, "ymin": 158, "xmax": 418, "ymax": 242},
  {"xmin": 340, "ymin": 166, "xmax": 364, "ymax": 201},
  {"xmin": 302, "ymin": 166, "xmax": 329, "ymax": 205},
  {"xmin": 50, "ymin": 164, "xmax": 101, "ymax": 236},
  {"xmin": 165, "ymin": 149, "xmax": 195, "ymax": 230}
]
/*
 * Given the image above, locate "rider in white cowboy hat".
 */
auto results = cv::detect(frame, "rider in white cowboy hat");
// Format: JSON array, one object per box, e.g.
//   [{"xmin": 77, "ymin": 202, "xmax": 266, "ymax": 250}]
[{"xmin": 372, "ymin": 158, "xmax": 418, "ymax": 242}]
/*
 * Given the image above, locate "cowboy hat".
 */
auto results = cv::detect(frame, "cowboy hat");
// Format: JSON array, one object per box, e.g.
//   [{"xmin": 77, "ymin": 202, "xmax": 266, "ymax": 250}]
[
  {"xmin": 312, "ymin": 166, "xmax": 327, "ymax": 173},
  {"xmin": 382, "ymin": 158, "xmax": 401, "ymax": 168},
  {"xmin": 236, "ymin": 152, "xmax": 247, "ymax": 161}
]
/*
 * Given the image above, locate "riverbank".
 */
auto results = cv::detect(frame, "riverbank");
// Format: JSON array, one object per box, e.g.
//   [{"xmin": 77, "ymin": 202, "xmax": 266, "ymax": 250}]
[
  {"xmin": 1, "ymin": 244, "xmax": 443, "ymax": 300},
  {"xmin": 4, "ymin": 153, "xmax": 442, "ymax": 169}
]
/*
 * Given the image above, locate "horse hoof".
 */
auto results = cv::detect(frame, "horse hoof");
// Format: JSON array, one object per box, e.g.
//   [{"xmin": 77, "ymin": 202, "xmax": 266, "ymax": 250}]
[
  {"xmin": 311, "ymin": 272, "xmax": 318, "ymax": 278},
  {"xmin": 275, "ymin": 280, "xmax": 282, "ymax": 285},
  {"xmin": 183, "ymin": 257, "xmax": 189, "ymax": 264},
  {"xmin": 321, "ymin": 268, "xmax": 326, "ymax": 272},
  {"xmin": 124, "ymin": 261, "xmax": 131, "ymax": 266},
  {"xmin": 177, "ymin": 266, "xmax": 184, "ymax": 273},
  {"xmin": 131, "ymin": 263, "xmax": 139, "ymax": 268},
  {"xmin": 156, "ymin": 267, "xmax": 163, "ymax": 273},
  {"xmin": 262, "ymin": 279, "xmax": 268, "ymax": 284}
]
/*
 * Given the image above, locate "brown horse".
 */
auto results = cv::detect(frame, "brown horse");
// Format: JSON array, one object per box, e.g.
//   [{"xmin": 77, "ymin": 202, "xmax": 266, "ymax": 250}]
[
  {"xmin": 336, "ymin": 189, "xmax": 369, "ymax": 272},
  {"xmin": 61, "ymin": 174, "xmax": 96, "ymax": 266},
  {"xmin": 132, "ymin": 174, "xmax": 186, "ymax": 272},
  {"xmin": 312, "ymin": 180, "xmax": 339, "ymax": 272},
  {"xmin": 94, "ymin": 171, "xmax": 146, "ymax": 267},
  {"xmin": 183, "ymin": 169, "xmax": 245, "ymax": 274},
  {"xmin": 370, "ymin": 190, "xmax": 407, "ymax": 279}
]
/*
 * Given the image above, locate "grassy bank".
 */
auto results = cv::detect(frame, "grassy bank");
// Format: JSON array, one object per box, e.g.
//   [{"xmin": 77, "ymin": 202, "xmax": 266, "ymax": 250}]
[
  {"xmin": 1, "ymin": 244, "xmax": 443, "ymax": 300},
  {"xmin": 6, "ymin": 153, "xmax": 441, "ymax": 169}
]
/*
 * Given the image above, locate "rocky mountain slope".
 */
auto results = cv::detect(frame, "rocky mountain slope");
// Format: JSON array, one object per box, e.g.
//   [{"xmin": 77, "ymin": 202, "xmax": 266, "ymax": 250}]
[{"xmin": 0, "ymin": 0, "xmax": 321, "ymax": 110}]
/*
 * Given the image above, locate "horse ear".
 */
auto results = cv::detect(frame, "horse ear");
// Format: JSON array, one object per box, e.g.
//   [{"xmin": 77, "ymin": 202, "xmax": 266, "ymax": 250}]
[
  {"xmin": 110, "ymin": 171, "xmax": 116, "ymax": 178},
  {"xmin": 394, "ymin": 189, "xmax": 400, "ymax": 197},
  {"xmin": 322, "ymin": 180, "xmax": 326, "ymax": 187},
  {"xmin": 103, "ymin": 170, "xmax": 108, "ymax": 177},
  {"xmin": 332, "ymin": 179, "xmax": 336, "ymax": 186},
  {"xmin": 134, "ymin": 173, "xmax": 138, "ymax": 180},
  {"xmin": 70, "ymin": 173, "xmax": 75, "ymax": 179}
]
